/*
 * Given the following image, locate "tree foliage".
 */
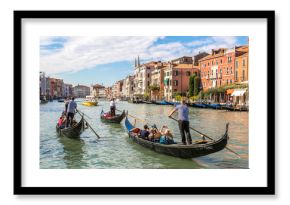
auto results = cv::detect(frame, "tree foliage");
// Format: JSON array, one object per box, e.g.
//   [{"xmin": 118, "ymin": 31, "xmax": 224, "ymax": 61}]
[
  {"xmin": 143, "ymin": 92, "xmax": 150, "ymax": 100},
  {"xmin": 188, "ymin": 75, "xmax": 195, "ymax": 97},
  {"xmin": 193, "ymin": 76, "xmax": 200, "ymax": 96}
]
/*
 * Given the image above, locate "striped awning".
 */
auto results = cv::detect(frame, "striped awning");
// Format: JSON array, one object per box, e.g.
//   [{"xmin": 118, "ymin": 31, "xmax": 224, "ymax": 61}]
[{"xmin": 231, "ymin": 89, "xmax": 247, "ymax": 97}]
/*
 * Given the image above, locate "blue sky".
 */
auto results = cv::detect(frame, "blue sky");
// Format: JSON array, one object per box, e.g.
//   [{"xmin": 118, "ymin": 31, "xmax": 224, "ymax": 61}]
[{"xmin": 40, "ymin": 36, "xmax": 248, "ymax": 86}]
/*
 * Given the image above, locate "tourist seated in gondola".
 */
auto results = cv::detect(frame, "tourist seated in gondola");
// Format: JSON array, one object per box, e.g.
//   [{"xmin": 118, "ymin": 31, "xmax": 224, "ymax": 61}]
[
  {"xmin": 103, "ymin": 111, "xmax": 112, "ymax": 118},
  {"xmin": 139, "ymin": 125, "xmax": 150, "ymax": 140},
  {"xmin": 148, "ymin": 127, "xmax": 162, "ymax": 142},
  {"xmin": 57, "ymin": 116, "xmax": 66, "ymax": 129},
  {"xmin": 159, "ymin": 126, "xmax": 175, "ymax": 144}
]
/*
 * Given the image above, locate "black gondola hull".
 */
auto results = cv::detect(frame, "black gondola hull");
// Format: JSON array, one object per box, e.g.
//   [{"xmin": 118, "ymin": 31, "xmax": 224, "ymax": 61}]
[
  {"xmin": 101, "ymin": 110, "xmax": 125, "ymax": 123},
  {"xmin": 56, "ymin": 117, "xmax": 84, "ymax": 138},
  {"xmin": 125, "ymin": 117, "xmax": 229, "ymax": 158}
]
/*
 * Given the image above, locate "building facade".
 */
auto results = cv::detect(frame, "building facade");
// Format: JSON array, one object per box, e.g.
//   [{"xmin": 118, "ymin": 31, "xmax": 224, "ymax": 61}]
[
  {"xmin": 39, "ymin": 72, "xmax": 46, "ymax": 97},
  {"xmin": 164, "ymin": 61, "xmax": 199, "ymax": 101},
  {"xmin": 150, "ymin": 62, "xmax": 166, "ymax": 101},
  {"xmin": 62, "ymin": 83, "xmax": 73, "ymax": 97},
  {"xmin": 199, "ymin": 48, "xmax": 236, "ymax": 90},
  {"xmin": 133, "ymin": 61, "xmax": 155, "ymax": 97},
  {"xmin": 235, "ymin": 45, "xmax": 249, "ymax": 83},
  {"xmin": 124, "ymin": 75, "xmax": 134, "ymax": 99},
  {"xmin": 73, "ymin": 84, "xmax": 90, "ymax": 98},
  {"xmin": 105, "ymin": 87, "xmax": 113, "ymax": 99},
  {"xmin": 90, "ymin": 84, "xmax": 106, "ymax": 98},
  {"xmin": 48, "ymin": 78, "xmax": 64, "ymax": 98}
]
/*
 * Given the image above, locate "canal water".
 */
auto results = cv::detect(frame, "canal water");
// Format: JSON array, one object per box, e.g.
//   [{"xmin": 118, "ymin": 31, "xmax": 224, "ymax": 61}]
[{"xmin": 40, "ymin": 100, "xmax": 248, "ymax": 169}]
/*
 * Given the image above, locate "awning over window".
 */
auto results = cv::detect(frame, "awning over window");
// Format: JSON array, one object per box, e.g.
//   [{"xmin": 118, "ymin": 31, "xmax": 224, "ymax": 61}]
[
  {"xmin": 231, "ymin": 89, "xmax": 247, "ymax": 97},
  {"xmin": 226, "ymin": 89, "xmax": 234, "ymax": 95}
]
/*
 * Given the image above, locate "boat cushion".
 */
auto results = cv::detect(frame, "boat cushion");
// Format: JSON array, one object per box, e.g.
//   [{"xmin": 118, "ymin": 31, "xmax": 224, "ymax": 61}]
[{"xmin": 130, "ymin": 128, "xmax": 140, "ymax": 133}]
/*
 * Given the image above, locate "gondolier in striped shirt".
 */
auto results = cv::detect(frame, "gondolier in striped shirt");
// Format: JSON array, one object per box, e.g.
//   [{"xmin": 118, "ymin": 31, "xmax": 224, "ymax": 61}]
[
  {"xmin": 168, "ymin": 99, "xmax": 192, "ymax": 145},
  {"xmin": 66, "ymin": 97, "xmax": 77, "ymax": 127},
  {"xmin": 110, "ymin": 98, "xmax": 116, "ymax": 116}
]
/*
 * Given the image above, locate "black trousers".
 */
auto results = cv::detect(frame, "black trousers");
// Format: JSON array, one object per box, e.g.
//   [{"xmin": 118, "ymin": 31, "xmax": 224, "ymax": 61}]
[
  {"xmin": 110, "ymin": 106, "xmax": 115, "ymax": 116},
  {"xmin": 66, "ymin": 112, "xmax": 74, "ymax": 127},
  {"xmin": 65, "ymin": 103, "xmax": 68, "ymax": 113},
  {"xmin": 178, "ymin": 120, "xmax": 192, "ymax": 144}
]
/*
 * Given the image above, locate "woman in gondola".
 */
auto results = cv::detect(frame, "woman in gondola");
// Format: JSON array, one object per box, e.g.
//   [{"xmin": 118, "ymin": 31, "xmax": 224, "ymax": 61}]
[{"xmin": 57, "ymin": 116, "xmax": 66, "ymax": 129}]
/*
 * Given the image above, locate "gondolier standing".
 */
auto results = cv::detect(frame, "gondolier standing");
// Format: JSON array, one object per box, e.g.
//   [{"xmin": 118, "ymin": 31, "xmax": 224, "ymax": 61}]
[
  {"xmin": 168, "ymin": 99, "xmax": 192, "ymax": 145},
  {"xmin": 110, "ymin": 98, "xmax": 116, "ymax": 116},
  {"xmin": 64, "ymin": 97, "xmax": 70, "ymax": 114},
  {"xmin": 66, "ymin": 97, "xmax": 77, "ymax": 127}
]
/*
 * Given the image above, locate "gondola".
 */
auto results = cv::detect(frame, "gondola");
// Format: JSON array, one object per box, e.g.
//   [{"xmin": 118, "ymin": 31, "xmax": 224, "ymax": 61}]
[
  {"xmin": 152, "ymin": 100, "xmax": 168, "ymax": 105},
  {"xmin": 202, "ymin": 103, "xmax": 222, "ymax": 109},
  {"xmin": 124, "ymin": 117, "xmax": 229, "ymax": 158},
  {"xmin": 164, "ymin": 101, "xmax": 175, "ymax": 105},
  {"xmin": 165, "ymin": 101, "xmax": 180, "ymax": 106},
  {"xmin": 189, "ymin": 103, "xmax": 207, "ymax": 108},
  {"xmin": 56, "ymin": 116, "xmax": 85, "ymax": 138},
  {"xmin": 100, "ymin": 110, "xmax": 126, "ymax": 123},
  {"xmin": 40, "ymin": 99, "xmax": 48, "ymax": 104},
  {"xmin": 222, "ymin": 105, "xmax": 249, "ymax": 112}
]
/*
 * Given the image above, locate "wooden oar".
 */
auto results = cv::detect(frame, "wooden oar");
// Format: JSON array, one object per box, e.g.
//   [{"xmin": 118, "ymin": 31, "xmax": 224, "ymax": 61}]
[
  {"xmin": 169, "ymin": 116, "xmax": 240, "ymax": 158},
  {"xmin": 77, "ymin": 109, "xmax": 100, "ymax": 139},
  {"xmin": 78, "ymin": 110, "xmax": 92, "ymax": 119}
]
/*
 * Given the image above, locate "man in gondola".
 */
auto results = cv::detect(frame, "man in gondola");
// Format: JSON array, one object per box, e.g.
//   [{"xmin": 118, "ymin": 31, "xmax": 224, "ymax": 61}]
[
  {"xmin": 168, "ymin": 99, "xmax": 192, "ymax": 145},
  {"xmin": 110, "ymin": 98, "xmax": 116, "ymax": 116},
  {"xmin": 66, "ymin": 97, "xmax": 77, "ymax": 127},
  {"xmin": 64, "ymin": 97, "xmax": 70, "ymax": 114}
]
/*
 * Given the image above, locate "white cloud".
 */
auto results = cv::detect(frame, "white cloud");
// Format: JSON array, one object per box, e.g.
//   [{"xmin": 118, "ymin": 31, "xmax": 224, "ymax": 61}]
[
  {"xmin": 40, "ymin": 36, "xmax": 241, "ymax": 74},
  {"xmin": 211, "ymin": 36, "xmax": 237, "ymax": 46},
  {"xmin": 40, "ymin": 36, "xmax": 162, "ymax": 74},
  {"xmin": 186, "ymin": 38, "xmax": 213, "ymax": 47}
]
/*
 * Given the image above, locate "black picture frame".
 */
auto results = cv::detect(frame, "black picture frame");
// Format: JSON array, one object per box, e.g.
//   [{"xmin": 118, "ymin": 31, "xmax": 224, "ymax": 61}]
[{"xmin": 14, "ymin": 10, "xmax": 275, "ymax": 195}]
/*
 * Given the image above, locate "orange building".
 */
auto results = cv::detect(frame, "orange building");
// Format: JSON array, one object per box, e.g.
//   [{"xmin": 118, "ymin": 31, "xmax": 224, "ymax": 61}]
[
  {"xmin": 199, "ymin": 48, "xmax": 236, "ymax": 90},
  {"xmin": 235, "ymin": 45, "xmax": 249, "ymax": 83}
]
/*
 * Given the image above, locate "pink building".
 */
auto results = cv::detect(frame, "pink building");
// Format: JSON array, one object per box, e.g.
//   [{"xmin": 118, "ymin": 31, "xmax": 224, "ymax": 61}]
[{"xmin": 164, "ymin": 63, "xmax": 199, "ymax": 101}]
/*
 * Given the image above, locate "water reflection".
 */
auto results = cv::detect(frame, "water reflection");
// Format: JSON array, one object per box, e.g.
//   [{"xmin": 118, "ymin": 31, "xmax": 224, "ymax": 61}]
[{"xmin": 58, "ymin": 137, "xmax": 87, "ymax": 168}]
